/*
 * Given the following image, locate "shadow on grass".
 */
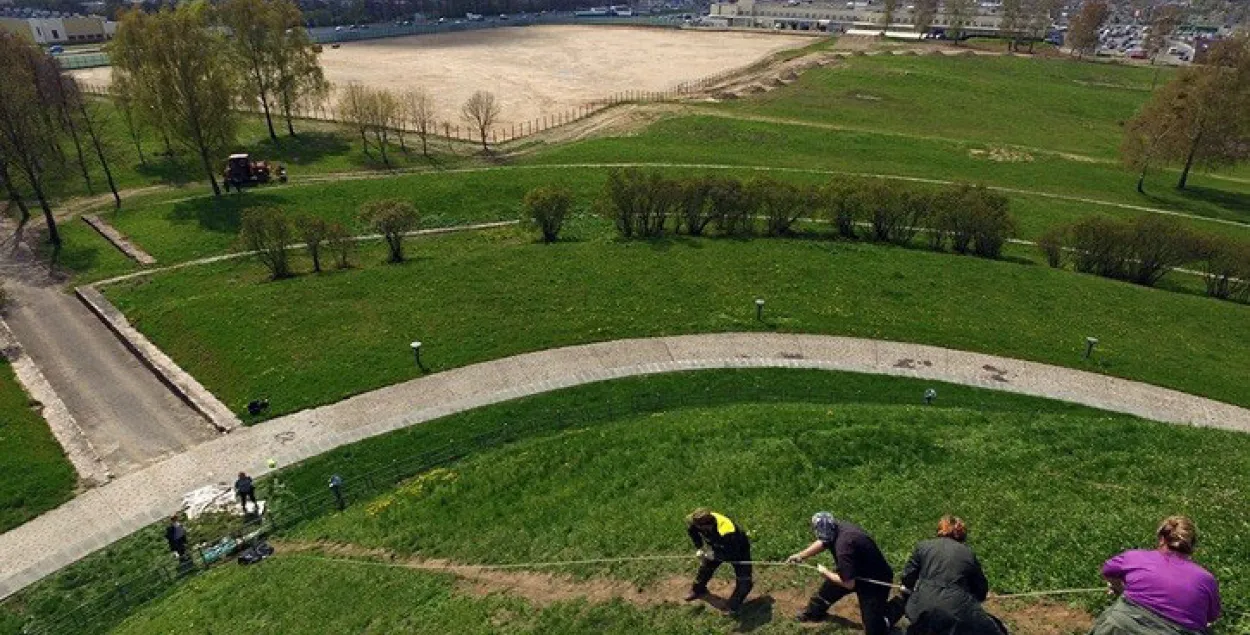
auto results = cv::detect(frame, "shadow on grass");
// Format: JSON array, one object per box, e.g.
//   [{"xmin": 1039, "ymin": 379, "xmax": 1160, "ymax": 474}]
[
  {"xmin": 167, "ymin": 191, "xmax": 286, "ymax": 234},
  {"xmin": 135, "ymin": 155, "xmax": 201, "ymax": 186},
  {"xmin": 1141, "ymin": 183, "xmax": 1250, "ymax": 222},
  {"xmin": 244, "ymin": 131, "xmax": 352, "ymax": 168}
]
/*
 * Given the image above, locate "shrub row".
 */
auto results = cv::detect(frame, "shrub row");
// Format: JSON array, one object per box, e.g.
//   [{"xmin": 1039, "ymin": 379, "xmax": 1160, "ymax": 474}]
[
  {"xmin": 1039, "ymin": 215, "xmax": 1250, "ymax": 301},
  {"xmin": 239, "ymin": 199, "xmax": 419, "ymax": 280},
  {"xmin": 596, "ymin": 169, "xmax": 1017, "ymax": 259}
]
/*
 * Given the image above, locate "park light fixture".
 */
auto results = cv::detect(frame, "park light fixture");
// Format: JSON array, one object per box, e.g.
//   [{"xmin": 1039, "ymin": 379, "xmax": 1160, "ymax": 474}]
[
  {"xmin": 755, "ymin": 298, "xmax": 765, "ymax": 321},
  {"xmin": 411, "ymin": 341, "xmax": 423, "ymax": 370},
  {"xmin": 924, "ymin": 388, "xmax": 937, "ymax": 405},
  {"xmin": 1084, "ymin": 337, "xmax": 1099, "ymax": 359}
]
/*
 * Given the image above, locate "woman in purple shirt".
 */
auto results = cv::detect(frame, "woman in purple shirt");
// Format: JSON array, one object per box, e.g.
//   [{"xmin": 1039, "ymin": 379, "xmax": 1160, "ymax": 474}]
[{"xmin": 1090, "ymin": 516, "xmax": 1221, "ymax": 635}]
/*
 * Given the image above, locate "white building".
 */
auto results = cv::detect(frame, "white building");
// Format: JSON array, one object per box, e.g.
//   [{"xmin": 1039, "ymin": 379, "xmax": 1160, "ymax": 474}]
[
  {"xmin": 0, "ymin": 14, "xmax": 112, "ymax": 44},
  {"xmin": 709, "ymin": 0, "xmax": 1013, "ymax": 36}
]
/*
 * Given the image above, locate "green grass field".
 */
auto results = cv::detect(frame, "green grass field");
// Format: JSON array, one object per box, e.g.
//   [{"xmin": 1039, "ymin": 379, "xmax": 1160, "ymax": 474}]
[
  {"xmin": 0, "ymin": 362, "xmax": 76, "ymax": 534},
  {"xmin": 87, "ymin": 370, "xmax": 1249, "ymax": 634},
  {"xmin": 101, "ymin": 224, "xmax": 1250, "ymax": 421}
]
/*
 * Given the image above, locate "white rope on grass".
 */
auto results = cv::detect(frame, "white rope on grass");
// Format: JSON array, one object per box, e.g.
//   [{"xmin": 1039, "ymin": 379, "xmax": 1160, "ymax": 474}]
[{"xmin": 290, "ymin": 552, "xmax": 1106, "ymax": 600}]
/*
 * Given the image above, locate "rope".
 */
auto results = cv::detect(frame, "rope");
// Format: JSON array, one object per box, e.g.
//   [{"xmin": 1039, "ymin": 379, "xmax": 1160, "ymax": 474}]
[{"xmin": 290, "ymin": 552, "xmax": 1106, "ymax": 599}]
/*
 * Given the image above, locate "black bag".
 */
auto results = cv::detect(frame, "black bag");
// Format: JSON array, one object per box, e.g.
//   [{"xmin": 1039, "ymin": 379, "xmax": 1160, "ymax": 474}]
[{"xmin": 237, "ymin": 539, "xmax": 274, "ymax": 565}]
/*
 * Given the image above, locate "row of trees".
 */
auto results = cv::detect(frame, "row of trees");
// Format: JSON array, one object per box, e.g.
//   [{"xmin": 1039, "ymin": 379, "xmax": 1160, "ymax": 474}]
[
  {"xmin": 1038, "ymin": 214, "xmax": 1250, "ymax": 301},
  {"xmin": 598, "ymin": 170, "xmax": 1018, "ymax": 259},
  {"xmin": 110, "ymin": 0, "xmax": 328, "ymax": 196},
  {"xmin": 0, "ymin": 32, "xmax": 120, "ymax": 255},
  {"xmin": 1122, "ymin": 33, "xmax": 1250, "ymax": 191},
  {"xmin": 337, "ymin": 85, "xmax": 502, "ymax": 162},
  {"xmin": 239, "ymin": 199, "xmax": 419, "ymax": 280}
]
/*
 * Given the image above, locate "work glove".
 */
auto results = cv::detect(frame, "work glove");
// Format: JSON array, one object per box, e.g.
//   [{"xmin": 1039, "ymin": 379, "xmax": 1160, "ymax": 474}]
[{"xmin": 786, "ymin": 553, "xmax": 804, "ymax": 565}]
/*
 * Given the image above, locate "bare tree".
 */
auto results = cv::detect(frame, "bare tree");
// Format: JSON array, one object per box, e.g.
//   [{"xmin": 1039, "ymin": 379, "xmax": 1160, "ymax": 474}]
[
  {"xmin": 912, "ymin": 0, "xmax": 937, "ymax": 35},
  {"xmin": 70, "ymin": 81, "xmax": 121, "ymax": 209},
  {"xmin": 403, "ymin": 89, "xmax": 436, "ymax": 158},
  {"xmin": 943, "ymin": 0, "xmax": 975, "ymax": 43},
  {"xmin": 1066, "ymin": 1, "xmax": 1109, "ymax": 59},
  {"xmin": 337, "ymin": 83, "xmax": 372, "ymax": 155},
  {"xmin": 360, "ymin": 198, "xmax": 419, "ymax": 262},
  {"xmin": 461, "ymin": 90, "xmax": 501, "ymax": 152},
  {"xmin": 1000, "ymin": 0, "xmax": 1024, "ymax": 51}
]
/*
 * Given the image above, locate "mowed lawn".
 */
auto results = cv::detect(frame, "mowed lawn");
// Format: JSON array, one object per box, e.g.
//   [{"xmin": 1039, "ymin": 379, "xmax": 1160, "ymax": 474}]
[
  {"xmin": 101, "ymin": 226, "xmax": 1250, "ymax": 420},
  {"xmin": 721, "ymin": 53, "xmax": 1165, "ymax": 159},
  {"xmin": 110, "ymin": 383, "xmax": 1250, "ymax": 633},
  {"xmin": 0, "ymin": 362, "xmax": 76, "ymax": 533}
]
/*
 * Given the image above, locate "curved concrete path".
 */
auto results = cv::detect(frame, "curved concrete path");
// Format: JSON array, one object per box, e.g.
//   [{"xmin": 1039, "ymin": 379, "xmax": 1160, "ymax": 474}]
[{"xmin": 2, "ymin": 333, "xmax": 1248, "ymax": 599}]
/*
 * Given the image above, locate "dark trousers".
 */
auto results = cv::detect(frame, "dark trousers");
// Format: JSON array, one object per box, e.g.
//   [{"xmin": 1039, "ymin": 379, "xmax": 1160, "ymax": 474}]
[
  {"xmin": 692, "ymin": 557, "xmax": 754, "ymax": 611},
  {"xmin": 804, "ymin": 579, "xmax": 891, "ymax": 635},
  {"xmin": 238, "ymin": 491, "xmax": 257, "ymax": 511}
]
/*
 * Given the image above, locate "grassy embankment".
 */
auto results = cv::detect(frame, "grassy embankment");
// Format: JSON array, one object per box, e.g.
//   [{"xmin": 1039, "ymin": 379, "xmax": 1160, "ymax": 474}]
[
  {"xmin": 105, "ymin": 372, "xmax": 1250, "ymax": 634},
  {"xmin": 0, "ymin": 362, "xmax": 76, "ymax": 533}
]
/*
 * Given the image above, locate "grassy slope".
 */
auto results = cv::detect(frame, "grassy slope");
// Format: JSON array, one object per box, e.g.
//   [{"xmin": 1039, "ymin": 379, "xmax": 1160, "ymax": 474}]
[
  {"xmin": 0, "ymin": 362, "xmax": 76, "ymax": 533},
  {"xmin": 102, "ymin": 226, "xmax": 1250, "ymax": 420},
  {"xmin": 112, "ymin": 394, "xmax": 1250, "ymax": 632},
  {"xmin": 722, "ymin": 54, "xmax": 1163, "ymax": 159},
  {"xmin": 3, "ymin": 369, "xmax": 1098, "ymax": 635}
]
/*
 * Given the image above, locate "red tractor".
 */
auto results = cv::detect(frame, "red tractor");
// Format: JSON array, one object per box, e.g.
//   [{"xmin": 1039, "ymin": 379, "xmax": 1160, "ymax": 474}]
[{"xmin": 223, "ymin": 153, "xmax": 287, "ymax": 191}]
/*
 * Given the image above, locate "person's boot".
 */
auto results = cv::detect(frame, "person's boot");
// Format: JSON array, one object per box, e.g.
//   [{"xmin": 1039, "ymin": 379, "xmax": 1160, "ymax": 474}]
[{"xmin": 684, "ymin": 586, "xmax": 707, "ymax": 602}]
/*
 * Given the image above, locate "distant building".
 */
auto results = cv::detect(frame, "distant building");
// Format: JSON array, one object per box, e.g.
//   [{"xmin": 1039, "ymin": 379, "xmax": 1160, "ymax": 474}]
[
  {"xmin": 0, "ymin": 14, "xmax": 112, "ymax": 43},
  {"xmin": 709, "ymin": 0, "xmax": 1014, "ymax": 36}
]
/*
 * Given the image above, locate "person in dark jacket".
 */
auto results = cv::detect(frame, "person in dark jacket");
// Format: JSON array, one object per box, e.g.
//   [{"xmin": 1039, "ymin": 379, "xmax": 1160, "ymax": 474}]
[
  {"xmin": 896, "ymin": 515, "xmax": 1006, "ymax": 635},
  {"xmin": 235, "ymin": 472, "xmax": 257, "ymax": 513},
  {"xmin": 165, "ymin": 515, "xmax": 188, "ymax": 559},
  {"xmin": 788, "ymin": 512, "xmax": 895, "ymax": 633},
  {"xmin": 684, "ymin": 508, "xmax": 754, "ymax": 616}
]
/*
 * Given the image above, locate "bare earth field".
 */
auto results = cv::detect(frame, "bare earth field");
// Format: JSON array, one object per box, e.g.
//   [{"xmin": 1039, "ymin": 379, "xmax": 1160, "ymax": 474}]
[{"xmin": 71, "ymin": 26, "xmax": 811, "ymax": 127}]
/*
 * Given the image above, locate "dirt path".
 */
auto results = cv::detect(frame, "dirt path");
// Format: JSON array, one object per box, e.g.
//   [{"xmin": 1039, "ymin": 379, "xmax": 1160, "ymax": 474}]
[
  {"xmin": 0, "ymin": 225, "xmax": 216, "ymax": 477},
  {"xmin": 275, "ymin": 540, "xmax": 1094, "ymax": 634}
]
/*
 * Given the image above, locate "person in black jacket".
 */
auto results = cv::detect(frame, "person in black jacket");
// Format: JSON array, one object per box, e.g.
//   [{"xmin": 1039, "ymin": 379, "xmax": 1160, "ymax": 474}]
[
  {"xmin": 896, "ymin": 515, "xmax": 1006, "ymax": 635},
  {"xmin": 685, "ymin": 508, "xmax": 754, "ymax": 617},
  {"xmin": 165, "ymin": 515, "xmax": 188, "ymax": 559},
  {"xmin": 788, "ymin": 512, "xmax": 895, "ymax": 633},
  {"xmin": 235, "ymin": 472, "xmax": 257, "ymax": 513}
]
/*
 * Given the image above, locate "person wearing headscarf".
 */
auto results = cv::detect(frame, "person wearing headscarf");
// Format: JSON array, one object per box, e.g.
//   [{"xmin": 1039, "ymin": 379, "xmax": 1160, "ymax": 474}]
[
  {"xmin": 895, "ymin": 515, "xmax": 1007, "ymax": 635},
  {"xmin": 684, "ymin": 508, "xmax": 754, "ymax": 617},
  {"xmin": 1090, "ymin": 516, "xmax": 1221, "ymax": 635},
  {"xmin": 787, "ymin": 512, "xmax": 894, "ymax": 633}
]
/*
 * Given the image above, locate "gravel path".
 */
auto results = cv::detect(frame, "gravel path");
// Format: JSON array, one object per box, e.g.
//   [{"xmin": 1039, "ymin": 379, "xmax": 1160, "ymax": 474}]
[{"xmin": 1, "ymin": 332, "xmax": 1246, "ymax": 600}]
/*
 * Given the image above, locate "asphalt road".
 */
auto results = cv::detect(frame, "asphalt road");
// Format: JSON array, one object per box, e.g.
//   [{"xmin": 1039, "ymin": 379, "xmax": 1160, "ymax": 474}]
[{"xmin": 1, "ymin": 230, "xmax": 215, "ymax": 477}]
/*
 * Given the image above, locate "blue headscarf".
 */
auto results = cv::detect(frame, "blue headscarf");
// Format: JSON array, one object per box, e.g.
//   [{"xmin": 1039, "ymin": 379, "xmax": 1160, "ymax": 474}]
[{"xmin": 811, "ymin": 512, "xmax": 838, "ymax": 543}]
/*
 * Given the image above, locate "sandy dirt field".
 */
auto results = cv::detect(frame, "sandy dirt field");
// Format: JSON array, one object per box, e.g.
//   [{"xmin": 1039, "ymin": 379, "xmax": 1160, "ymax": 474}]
[{"xmin": 72, "ymin": 26, "xmax": 811, "ymax": 127}]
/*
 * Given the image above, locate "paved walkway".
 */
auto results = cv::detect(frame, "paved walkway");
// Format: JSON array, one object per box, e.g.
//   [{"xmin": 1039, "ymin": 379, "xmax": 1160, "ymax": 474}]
[
  {"xmin": 0, "ymin": 230, "xmax": 216, "ymax": 479},
  {"xmin": 2, "ymin": 332, "xmax": 1248, "ymax": 599}
]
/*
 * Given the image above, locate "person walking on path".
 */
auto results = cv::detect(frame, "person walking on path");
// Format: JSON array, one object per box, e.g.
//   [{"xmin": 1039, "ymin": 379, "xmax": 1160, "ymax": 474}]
[
  {"xmin": 234, "ymin": 472, "xmax": 258, "ymax": 514},
  {"xmin": 1090, "ymin": 516, "xmax": 1221, "ymax": 635},
  {"xmin": 165, "ymin": 515, "xmax": 188, "ymax": 559},
  {"xmin": 788, "ymin": 512, "xmax": 894, "ymax": 633},
  {"xmin": 892, "ymin": 515, "xmax": 1007, "ymax": 635},
  {"xmin": 684, "ymin": 508, "xmax": 754, "ymax": 617}
]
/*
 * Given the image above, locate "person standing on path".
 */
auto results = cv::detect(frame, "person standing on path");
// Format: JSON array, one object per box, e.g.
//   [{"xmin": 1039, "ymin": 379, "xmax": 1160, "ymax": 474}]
[
  {"xmin": 1090, "ymin": 516, "xmax": 1221, "ymax": 635},
  {"xmin": 893, "ymin": 515, "xmax": 1006, "ymax": 635},
  {"xmin": 234, "ymin": 472, "xmax": 257, "ymax": 514},
  {"xmin": 165, "ymin": 515, "xmax": 188, "ymax": 559},
  {"xmin": 684, "ymin": 508, "xmax": 754, "ymax": 617},
  {"xmin": 788, "ymin": 512, "xmax": 894, "ymax": 633}
]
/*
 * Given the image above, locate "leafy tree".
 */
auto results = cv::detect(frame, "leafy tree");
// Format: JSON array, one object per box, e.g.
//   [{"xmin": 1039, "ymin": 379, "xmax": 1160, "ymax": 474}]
[
  {"xmin": 524, "ymin": 186, "xmax": 573, "ymax": 243},
  {"xmin": 240, "ymin": 207, "xmax": 294, "ymax": 279},
  {"xmin": 272, "ymin": 13, "xmax": 329, "ymax": 137},
  {"xmin": 70, "ymin": 81, "xmax": 121, "ymax": 210},
  {"xmin": 297, "ymin": 215, "xmax": 330, "ymax": 272},
  {"xmin": 999, "ymin": 0, "xmax": 1025, "ymax": 51},
  {"xmin": 943, "ymin": 0, "xmax": 975, "ymax": 43},
  {"xmin": 110, "ymin": 76, "xmax": 147, "ymax": 166},
  {"xmin": 337, "ymin": 83, "xmax": 373, "ymax": 155},
  {"xmin": 404, "ymin": 89, "xmax": 437, "ymax": 158},
  {"xmin": 1122, "ymin": 35, "xmax": 1250, "ymax": 190},
  {"xmin": 221, "ymin": 0, "xmax": 283, "ymax": 140},
  {"xmin": 1066, "ymin": 1, "xmax": 1109, "ymax": 59},
  {"xmin": 360, "ymin": 199, "xmax": 419, "ymax": 263},
  {"xmin": 1145, "ymin": 5, "xmax": 1184, "ymax": 67},
  {"xmin": 462, "ymin": 90, "xmax": 501, "ymax": 152},
  {"xmin": 0, "ymin": 32, "xmax": 66, "ymax": 251},
  {"xmin": 1193, "ymin": 234, "xmax": 1250, "ymax": 300},
  {"xmin": 112, "ymin": 2, "xmax": 241, "ymax": 196},
  {"xmin": 912, "ymin": 0, "xmax": 937, "ymax": 34}
]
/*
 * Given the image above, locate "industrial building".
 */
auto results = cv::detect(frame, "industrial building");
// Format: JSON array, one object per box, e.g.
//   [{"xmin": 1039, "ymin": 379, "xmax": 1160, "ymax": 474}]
[{"xmin": 708, "ymin": 0, "xmax": 1016, "ymax": 36}]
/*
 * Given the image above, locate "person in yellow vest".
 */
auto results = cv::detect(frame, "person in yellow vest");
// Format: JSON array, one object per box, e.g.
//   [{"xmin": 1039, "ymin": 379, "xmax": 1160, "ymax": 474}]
[{"xmin": 685, "ymin": 508, "xmax": 754, "ymax": 617}]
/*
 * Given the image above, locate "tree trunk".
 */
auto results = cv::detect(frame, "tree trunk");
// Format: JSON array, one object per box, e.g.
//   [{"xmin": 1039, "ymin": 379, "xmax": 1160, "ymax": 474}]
[
  {"xmin": 1136, "ymin": 162, "xmax": 1148, "ymax": 193},
  {"xmin": 199, "ymin": 146, "xmax": 222, "ymax": 197},
  {"xmin": 283, "ymin": 99, "xmax": 297, "ymax": 137},
  {"xmin": 420, "ymin": 131, "xmax": 428, "ymax": 157},
  {"xmin": 259, "ymin": 91, "xmax": 277, "ymax": 141},
  {"xmin": 480, "ymin": 128, "xmax": 488, "ymax": 151},
  {"xmin": 78, "ymin": 99, "xmax": 121, "ymax": 210},
  {"xmin": 1177, "ymin": 131, "xmax": 1201, "ymax": 190},
  {"xmin": 63, "ymin": 108, "xmax": 94, "ymax": 195},
  {"xmin": 0, "ymin": 163, "xmax": 31, "ymax": 229}
]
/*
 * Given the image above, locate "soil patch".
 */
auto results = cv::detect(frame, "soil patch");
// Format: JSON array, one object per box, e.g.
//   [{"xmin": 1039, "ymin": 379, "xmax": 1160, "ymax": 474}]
[{"xmin": 275, "ymin": 540, "xmax": 1094, "ymax": 632}]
